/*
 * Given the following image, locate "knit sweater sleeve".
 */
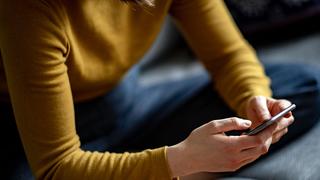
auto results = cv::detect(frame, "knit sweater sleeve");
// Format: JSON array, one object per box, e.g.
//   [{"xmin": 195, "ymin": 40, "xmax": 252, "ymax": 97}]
[
  {"xmin": 170, "ymin": 0, "xmax": 272, "ymax": 117},
  {"xmin": 0, "ymin": 0, "xmax": 172, "ymax": 179}
]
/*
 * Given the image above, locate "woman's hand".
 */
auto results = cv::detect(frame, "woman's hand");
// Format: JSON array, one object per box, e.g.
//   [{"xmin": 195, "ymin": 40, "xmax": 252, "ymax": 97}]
[
  {"xmin": 167, "ymin": 117, "xmax": 276, "ymax": 177},
  {"xmin": 245, "ymin": 96, "xmax": 295, "ymax": 144}
]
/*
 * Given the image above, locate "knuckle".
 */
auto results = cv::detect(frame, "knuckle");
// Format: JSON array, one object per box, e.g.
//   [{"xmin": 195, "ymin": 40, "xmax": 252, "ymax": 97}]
[
  {"xmin": 249, "ymin": 98, "xmax": 256, "ymax": 105},
  {"xmin": 288, "ymin": 117, "xmax": 295, "ymax": 125},
  {"xmin": 230, "ymin": 117, "xmax": 237, "ymax": 123},
  {"xmin": 230, "ymin": 117, "xmax": 240, "ymax": 126},
  {"xmin": 281, "ymin": 99, "xmax": 291, "ymax": 106},
  {"xmin": 250, "ymin": 96, "xmax": 260, "ymax": 105},
  {"xmin": 278, "ymin": 100, "xmax": 291, "ymax": 110},
  {"xmin": 273, "ymin": 137, "xmax": 280, "ymax": 144},
  {"xmin": 210, "ymin": 121, "xmax": 218, "ymax": 129},
  {"xmin": 261, "ymin": 111, "xmax": 270, "ymax": 117},
  {"xmin": 276, "ymin": 100, "xmax": 285, "ymax": 106},
  {"xmin": 276, "ymin": 129, "xmax": 287, "ymax": 139},
  {"xmin": 261, "ymin": 144, "xmax": 269, "ymax": 154},
  {"xmin": 282, "ymin": 121, "xmax": 289, "ymax": 128}
]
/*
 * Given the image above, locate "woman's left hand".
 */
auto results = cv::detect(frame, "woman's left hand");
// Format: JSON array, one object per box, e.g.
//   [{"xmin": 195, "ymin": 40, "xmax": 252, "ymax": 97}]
[{"xmin": 245, "ymin": 96, "xmax": 295, "ymax": 144}]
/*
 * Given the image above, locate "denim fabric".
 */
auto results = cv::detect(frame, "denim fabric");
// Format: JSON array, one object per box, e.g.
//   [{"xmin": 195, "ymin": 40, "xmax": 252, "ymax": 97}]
[
  {"xmin": 1, "ymin": 63, "xmax": 319, "ymax": 179},
  {"xmin": 108, "ymin": 63, "xmax": 320, "ymax": 153}
]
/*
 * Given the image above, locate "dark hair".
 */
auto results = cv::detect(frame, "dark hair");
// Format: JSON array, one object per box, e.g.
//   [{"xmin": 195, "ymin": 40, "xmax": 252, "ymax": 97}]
[{"xmin": 121, "ymin": 0, "xmax": 155, "ymax": 7}]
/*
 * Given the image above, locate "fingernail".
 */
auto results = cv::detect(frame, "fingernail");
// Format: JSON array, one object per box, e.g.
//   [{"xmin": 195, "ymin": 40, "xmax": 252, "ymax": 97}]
[{"xmin": 243, "ymin": 120, "xmax": 252, "ymax": 127}]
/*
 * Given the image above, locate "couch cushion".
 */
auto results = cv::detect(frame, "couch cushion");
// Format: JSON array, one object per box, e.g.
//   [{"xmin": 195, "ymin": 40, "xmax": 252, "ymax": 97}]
[{"xmin": 225, "ymin": 0, "xmax": 320, "ymax": 41}]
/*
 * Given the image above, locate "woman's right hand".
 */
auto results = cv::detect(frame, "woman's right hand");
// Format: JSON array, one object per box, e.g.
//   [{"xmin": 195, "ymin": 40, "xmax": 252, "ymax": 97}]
[{"xmin": 167, "ymin": 117, "xmax": 276, "ymax": 178}]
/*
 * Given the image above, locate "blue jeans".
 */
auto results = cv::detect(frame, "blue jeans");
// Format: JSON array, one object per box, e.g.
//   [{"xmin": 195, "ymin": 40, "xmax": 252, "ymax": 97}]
[{"xmin": 1, "ymin": 63, "xmax": 320, "ymax": 179}]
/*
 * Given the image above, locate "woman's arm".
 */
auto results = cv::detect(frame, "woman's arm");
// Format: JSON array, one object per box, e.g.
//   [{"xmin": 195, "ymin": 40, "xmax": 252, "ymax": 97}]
[
  {"xmin": 0, "ymin": 0, "xmax": 171, "ymax": 179},
  {"xmin": 169, "ymin": 0, "xmax": 272, "ymax": 117}
]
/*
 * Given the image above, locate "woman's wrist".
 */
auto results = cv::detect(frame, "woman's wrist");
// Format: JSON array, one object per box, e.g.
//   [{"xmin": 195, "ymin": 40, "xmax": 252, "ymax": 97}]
[{"xmin": 166, "ymin": 142, "xmax": 194, "ymax": 178}]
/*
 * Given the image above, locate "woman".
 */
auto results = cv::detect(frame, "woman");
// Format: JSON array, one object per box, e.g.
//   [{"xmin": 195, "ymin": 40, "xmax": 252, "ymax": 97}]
[{"xmin": 1, "ymin": 0, "xmax": 319, "ymax": 179}]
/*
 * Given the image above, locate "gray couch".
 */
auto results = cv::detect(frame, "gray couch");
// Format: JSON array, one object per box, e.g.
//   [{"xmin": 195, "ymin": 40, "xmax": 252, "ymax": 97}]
[{"xmin": 138, "ymin": 17, "xmax": 320, "ymax": 180}]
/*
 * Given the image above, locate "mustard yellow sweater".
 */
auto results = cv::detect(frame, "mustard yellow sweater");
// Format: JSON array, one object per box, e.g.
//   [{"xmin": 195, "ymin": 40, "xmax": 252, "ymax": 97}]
[{"xmin": 0, "ymin": 0, "xmax": 271, "ymax": 179}]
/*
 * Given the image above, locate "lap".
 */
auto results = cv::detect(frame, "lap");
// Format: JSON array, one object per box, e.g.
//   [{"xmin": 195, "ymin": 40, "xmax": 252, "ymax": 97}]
[
  {"xmin": 265, "ymin": 63, "xmax": 320, "ymax": 149},
  {"xmin": 111, "ymin": 62, "xmax": 320, "ymax": 151},
  {"xmin": 2, "ymin": 62, "xmax": 320, "ymax": 179}
]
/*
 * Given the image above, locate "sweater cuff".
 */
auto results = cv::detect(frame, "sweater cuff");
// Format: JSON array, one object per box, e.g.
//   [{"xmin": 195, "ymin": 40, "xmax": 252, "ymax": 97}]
[{"xmin": 151, "ymin": 146, "xmax": 177, "ymax": 180}]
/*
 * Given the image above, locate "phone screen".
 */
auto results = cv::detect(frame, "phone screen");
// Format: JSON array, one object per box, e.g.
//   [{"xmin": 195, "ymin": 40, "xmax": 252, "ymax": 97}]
[{"xmin": 245, "ymin": 104, "xmax": 296, "ymax": 135}]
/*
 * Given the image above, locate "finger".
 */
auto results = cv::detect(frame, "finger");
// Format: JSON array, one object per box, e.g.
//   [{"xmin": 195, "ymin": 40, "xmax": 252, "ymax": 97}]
[
  {"xmin": 254, "ymin": 123, "xmax": 277, "ymax": 141},
  {"xmin": 272, "ymin": 128, "xmax": 288, "ymax": 144},
  {"xmin": 240, "ymin": 137, "xmax": 272, "ymax": 159},
  {"xmin": 228, "ymin": 135, "xmax": 258, "ymax": 149},
  {"xmin": 231, "ymin": 123, "xmax": 277, "ymax": 150},
  {"xmin": 205, "ymin": 118, "xmax": 252, "ymax": 134},
  {"xmin": 238, "ymin": 139, "xmax": 273, "ymax": 167},
  {"xmin": 270, "ymin": 99, "xmax": 292, "ymax": 117},
  {"xmin": 274, "ymin": 116, "xmax": 294, "ymax": 133},
  {"xmin": 251, "ymin": 96, "xmax": 272, "ymax": 121}
]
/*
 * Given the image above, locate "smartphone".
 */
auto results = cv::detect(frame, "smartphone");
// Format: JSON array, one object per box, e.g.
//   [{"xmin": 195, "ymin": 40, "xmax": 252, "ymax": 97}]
[{"xmin": 245, "ymin": 104, "xmax": 296, "ymax": 135}]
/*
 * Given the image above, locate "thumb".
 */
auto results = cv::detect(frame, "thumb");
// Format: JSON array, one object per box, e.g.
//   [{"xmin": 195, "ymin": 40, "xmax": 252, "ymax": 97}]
[{"xmin": 206, "ymin": 118, "xmax": 252, "ymax": 134}]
